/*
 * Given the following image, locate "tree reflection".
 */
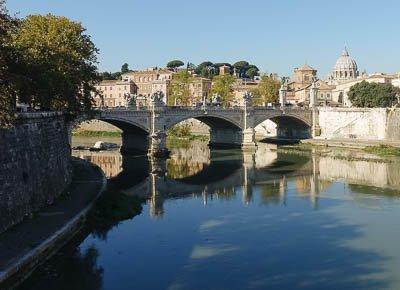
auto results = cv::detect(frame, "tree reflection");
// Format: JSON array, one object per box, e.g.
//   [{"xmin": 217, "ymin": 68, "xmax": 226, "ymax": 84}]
[
  {"xmin": 87, "ymin": 184, "xmax": 143, "ymax": 240},
  {"xmin": 259, "ymin": 181, "xmax": 284, "ymax": 205},
  {"xmin": 18, "ymin": 245, "xmax": 103, "ymax": 290}
]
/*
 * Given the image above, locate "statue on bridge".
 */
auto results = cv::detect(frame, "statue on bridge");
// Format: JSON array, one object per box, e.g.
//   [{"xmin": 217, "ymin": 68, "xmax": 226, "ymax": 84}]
[
  {"xmin": 150, "ymin": 91, "xmax": 165, "ymax": 104},
  {"xmin": 243, "ymin": 91, "xmax": 253, "ymax": 106},
  {"xmin": 124, "ymin": 93, "xmax": 137, "ymax": 109},
  {"xmin": 211, "ymin": 93, "xmax": 222, "ymax": 106}
]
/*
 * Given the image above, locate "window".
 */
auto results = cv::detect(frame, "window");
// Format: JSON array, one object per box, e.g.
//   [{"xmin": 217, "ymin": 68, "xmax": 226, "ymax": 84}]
[
  {"xmin": 124, "ymin": 86, "xmax": 127, "ymax": 90},
  {"xmin": 327, "ymin": 93, "xmax": 331, "ymax": 99},
  {"xmin": 110, "ymin": 87, "xmax": 112, "ymax": 90}
]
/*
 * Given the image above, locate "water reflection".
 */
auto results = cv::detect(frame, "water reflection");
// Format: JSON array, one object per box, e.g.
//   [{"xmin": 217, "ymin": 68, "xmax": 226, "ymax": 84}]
[
  {"xmin": 72, "ymin": 142, "xmax": 400, "ymax": 218},
  {"xmin": 18, "ymin": 141, "xmax": 400, "ymax": 290}
]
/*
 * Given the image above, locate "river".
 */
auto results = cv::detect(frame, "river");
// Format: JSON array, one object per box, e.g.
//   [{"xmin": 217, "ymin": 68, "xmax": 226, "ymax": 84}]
[{"xmin": 17, "ymin": 138, "xmax": 400, "ymax": 290}]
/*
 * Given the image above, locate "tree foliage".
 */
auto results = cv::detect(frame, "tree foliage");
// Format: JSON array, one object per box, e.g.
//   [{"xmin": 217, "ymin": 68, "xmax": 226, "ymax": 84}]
[
  {"xmin": 0, "ymin": 0, "xmax": 18, "ymax": 126},
  {"xmin": 9, "ymin": 14, "xmax": 99, "ymax": 112},
  {"xmin": 348, "ymin": 81, "xmax": 400, "ymax": 107},
  {"xmin": 233, "ymin": 61, "xmax": 259, "ymax": 79},
  {"xmin": 210, "ymin": 74, "xmax": 236, "ymax": 105},
  {"xmin": 195, "ymin": 61, "xmax": 215, "ymax": 78},
  {"xmin": 168, "ymin": 70, "xmax": 193, "ymax": 106},
  {"xmin": 246, "ymin": 66, "xmax": 259, "ymax": 79},
  {"xmin": 252, "ymin": 75, "xmax": 280, "ymax": 105},
  {"xmin": 167, "ymin": 59, "xmax": 184, "ymax": 69},
  {"xmin": 99, "ymin": 71, "xmax": 121, "ymax": 80},
  {"xmin": 121, "ymin": 63, "xmax": 129, "ymax": 73}
]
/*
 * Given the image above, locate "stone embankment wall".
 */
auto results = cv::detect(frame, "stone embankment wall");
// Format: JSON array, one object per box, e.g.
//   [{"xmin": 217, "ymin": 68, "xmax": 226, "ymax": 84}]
[
  {"xmin": 318, "ymin": 108, "xmax": 400, "ymax": 140},
  {"xmin": 0, "ymin": 112, "xmax": 72, "ymax": 234}
]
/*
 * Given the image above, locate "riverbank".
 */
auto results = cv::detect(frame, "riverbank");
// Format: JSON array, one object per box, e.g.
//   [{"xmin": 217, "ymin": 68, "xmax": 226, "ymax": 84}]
[
  {"xmin": 301, "ymin": 138, "xmax": 400, "ymax": 149},
  {"xmin": 72, "ymin": 130, "xmax": 122, "ymax": 137},
  {"xmin": 0, "ymin": 158, "xmax": 106, "ymax": 290}
]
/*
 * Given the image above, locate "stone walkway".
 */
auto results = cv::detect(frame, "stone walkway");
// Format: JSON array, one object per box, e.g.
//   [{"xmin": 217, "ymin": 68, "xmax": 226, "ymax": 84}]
[{"xmin": 0, "ymin": 158, "xmax": 106, "ymax": 289}]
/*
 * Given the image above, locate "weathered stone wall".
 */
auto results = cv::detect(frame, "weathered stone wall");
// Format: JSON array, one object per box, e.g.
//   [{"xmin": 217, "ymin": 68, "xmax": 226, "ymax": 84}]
[
  {"xmin": 385, "ymin": 109, "xmax": 400, "ymax": 141},
  {"xmin": 318, "ymin": 108, "xmax": 390, "ymax": 140},
  {"xmin": 0, "ymin": 112, "xmax": 72, "ymax": 234}
]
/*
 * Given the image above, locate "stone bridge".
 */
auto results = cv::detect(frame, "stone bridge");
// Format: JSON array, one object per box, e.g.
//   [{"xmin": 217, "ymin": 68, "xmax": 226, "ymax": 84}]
[{"xmin": 75, "ymin": 95, "xmax": 316, "ymax": 156}]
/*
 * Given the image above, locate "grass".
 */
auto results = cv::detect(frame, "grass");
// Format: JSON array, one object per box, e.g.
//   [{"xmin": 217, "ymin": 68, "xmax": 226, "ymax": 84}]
[
  {"xmin": 72, "ymin": 130, "xmax": 122, "ymax": 137},
  {"xmin": 363, "ymin": 145, "xmax": 400, "ymax": 157}
]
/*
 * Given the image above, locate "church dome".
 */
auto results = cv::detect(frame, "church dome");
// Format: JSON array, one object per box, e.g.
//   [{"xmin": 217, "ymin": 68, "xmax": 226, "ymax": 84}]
[
  {"xmin": 331, "ymin": 48, "xmax": 359, "ymax": 83},
  {"xmin": 334, "ymin": 48, "xmax": 358, "ymax": 71}
]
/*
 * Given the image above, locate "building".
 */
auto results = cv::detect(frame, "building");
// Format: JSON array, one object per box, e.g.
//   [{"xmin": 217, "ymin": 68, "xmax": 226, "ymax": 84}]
[
  {"xmin": 286, "ymin": 64, "xmax": 335, "ymax": 106},
  {"xmin": 92, "ymin": 79, "xmax": 136, "ymax": 108},
  {"xmin": 219, "ymin": 65, "xmax": 231, "ymax": 75},
  {"xmin": 122, "ymin": 68, "xmax": 174, "ymax": 101},
  {"xmin": 332, "ymin": 73, "xmax": 400, "ymax": 107},
  {"xmin": 189, "ymin": 77, "xmax": 212, "ymax": 103},
  {"xmin": 292, "ymin": 64, "xmax": 317, "ymax": 90},
  {"xmin": 232, "ymin": 79, "xmax": 260, "ymax": 105},
  {"xmin": 328, "ymin": 48, "xmax": 359, "ymax": 85}
]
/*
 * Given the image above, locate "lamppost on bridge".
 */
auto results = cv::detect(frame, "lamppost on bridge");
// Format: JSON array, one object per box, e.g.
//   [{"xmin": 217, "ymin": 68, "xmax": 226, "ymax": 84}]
[{"xmin": 279, "ymin": 78, "xmax": 288, "ymax": 109}]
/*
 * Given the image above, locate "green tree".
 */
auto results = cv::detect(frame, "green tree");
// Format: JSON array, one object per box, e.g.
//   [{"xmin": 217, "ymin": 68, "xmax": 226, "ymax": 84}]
[
  {"xmin": 168, "ymin": 70, "xmax": 193, "ymax": 106},
  {"xmin": 233, "ymin": 61, "xmax": 249, "ymax": 77},
  {"xmin": 210, "ymin": 74, "xmax": 236, "ymax": 105},
  {"xmin": 99, "ymin": 71, "xmax": 115, "ymax": 80},
  {"xmin": 252, "ymin": 75, "xmax": 280, "ymax": 105},
  {"xmin": 195, "ymin": 61, "xmax": 215, "ymax": 78},
  {"xmin": 10, "ymin": 14, "xmax": 99, "ymax": 111},
  {"xmin": 167, "ymin": 59, "xmax": 184, "ymax": 69},
  {"xmin": 0, "ymin": 0, "xmax": 17, "ymax": 126},
  {"xmin": 121, "ymin": 63, "xmax": 129, "ymax": 73},
  {"xmin": 245, "ymin": 66, "xmax": 259, "ymax": 79},
  {"xmin": 348, "ymin": 81, "xmax": 400, "ymax": 107}
]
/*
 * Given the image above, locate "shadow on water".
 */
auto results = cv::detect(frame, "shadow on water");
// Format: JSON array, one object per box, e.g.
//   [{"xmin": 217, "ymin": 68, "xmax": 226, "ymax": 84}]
[
  {"xmin": 175, "ymin": 151, "xmax": 242, "ymax": 185},
  {"xmin": 17, "ymin": 183, "xmax": 144, "ymax": 290},
  {"xmin": 109, "ymin": 155, "xmax": 149, "ymax": 190}
]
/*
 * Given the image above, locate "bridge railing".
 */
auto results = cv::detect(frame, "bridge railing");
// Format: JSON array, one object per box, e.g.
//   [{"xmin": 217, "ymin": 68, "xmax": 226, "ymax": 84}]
[{"xmin": 94, "ymin": 105, "xmax": 311, "ymax": 112}]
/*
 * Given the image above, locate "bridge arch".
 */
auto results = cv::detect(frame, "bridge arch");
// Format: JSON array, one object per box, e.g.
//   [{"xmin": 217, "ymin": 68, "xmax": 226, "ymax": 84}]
[
  {"xmin": 70, "ymin": 114, "xmax": 150, "ymax": 154},
  {"xmin": 98, "ymin": 116, "xmax": 149, "ymax": 134},
  {"xmin": 254, "ymin": 113, "xmax": 312, "ymax": 140},
  {"xmin": 164, "ymin": 113, "xmax": 242, "ymax": 131},
  {"xmin": 164, "ymin": 111, "xmax": 244, "ymax": 148}
]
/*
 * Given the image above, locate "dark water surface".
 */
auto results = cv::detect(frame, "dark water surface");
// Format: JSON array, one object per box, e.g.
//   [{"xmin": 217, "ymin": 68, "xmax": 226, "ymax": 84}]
[{"xmin": 17, "ymin": 140, "xmax": 400, "ymax": 290}]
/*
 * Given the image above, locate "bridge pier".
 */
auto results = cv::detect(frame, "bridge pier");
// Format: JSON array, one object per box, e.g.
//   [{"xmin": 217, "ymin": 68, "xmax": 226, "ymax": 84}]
[
  {"xmin": 209, "ymin": 127, "xmax": 242, "ymax": 148},
  {"xmin": 241, "ymin": 128, "xmax": 257, "ymax": 150},
  {"xmin": 149, "ymin": 156, "xmax": 166, "ymax": 218},
  {"xmin": 120, "ymin": 131, "xmax": 149, "ymax": 155},
  {"xmin": 148, "ymin": 131, "xmax": 169, "ymax": 157}
]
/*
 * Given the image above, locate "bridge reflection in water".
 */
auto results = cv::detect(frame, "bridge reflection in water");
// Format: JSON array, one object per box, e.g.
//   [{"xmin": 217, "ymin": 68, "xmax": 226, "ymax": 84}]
[{"xmin": 73, "ymin": 142, "xmax": 400, "ymax": 218}]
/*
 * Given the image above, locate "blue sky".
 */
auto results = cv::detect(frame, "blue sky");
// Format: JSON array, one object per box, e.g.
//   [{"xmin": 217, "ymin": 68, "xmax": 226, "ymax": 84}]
[{"xmin": 7, "ymin": 0, "xmax": 400, "ymax": 77}]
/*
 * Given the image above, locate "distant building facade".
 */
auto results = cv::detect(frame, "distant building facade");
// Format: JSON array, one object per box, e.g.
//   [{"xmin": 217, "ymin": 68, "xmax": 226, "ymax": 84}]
[
  {"xmin": 122, "ymin": 68, "xmax": 174, "ymax": 101},
  {"xmin": 92, "ymin": 79, "xmax": 136, "ymax": 108},
  {"xmin": 189, "ymin": 77, "xmax": 212, "ymax": 103}
]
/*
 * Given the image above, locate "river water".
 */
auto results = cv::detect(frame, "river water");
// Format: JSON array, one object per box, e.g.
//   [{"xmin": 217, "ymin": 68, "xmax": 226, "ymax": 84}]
[{"xmin": 17, "ymin": 138, "xmax": 400, "ymax": 290}]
